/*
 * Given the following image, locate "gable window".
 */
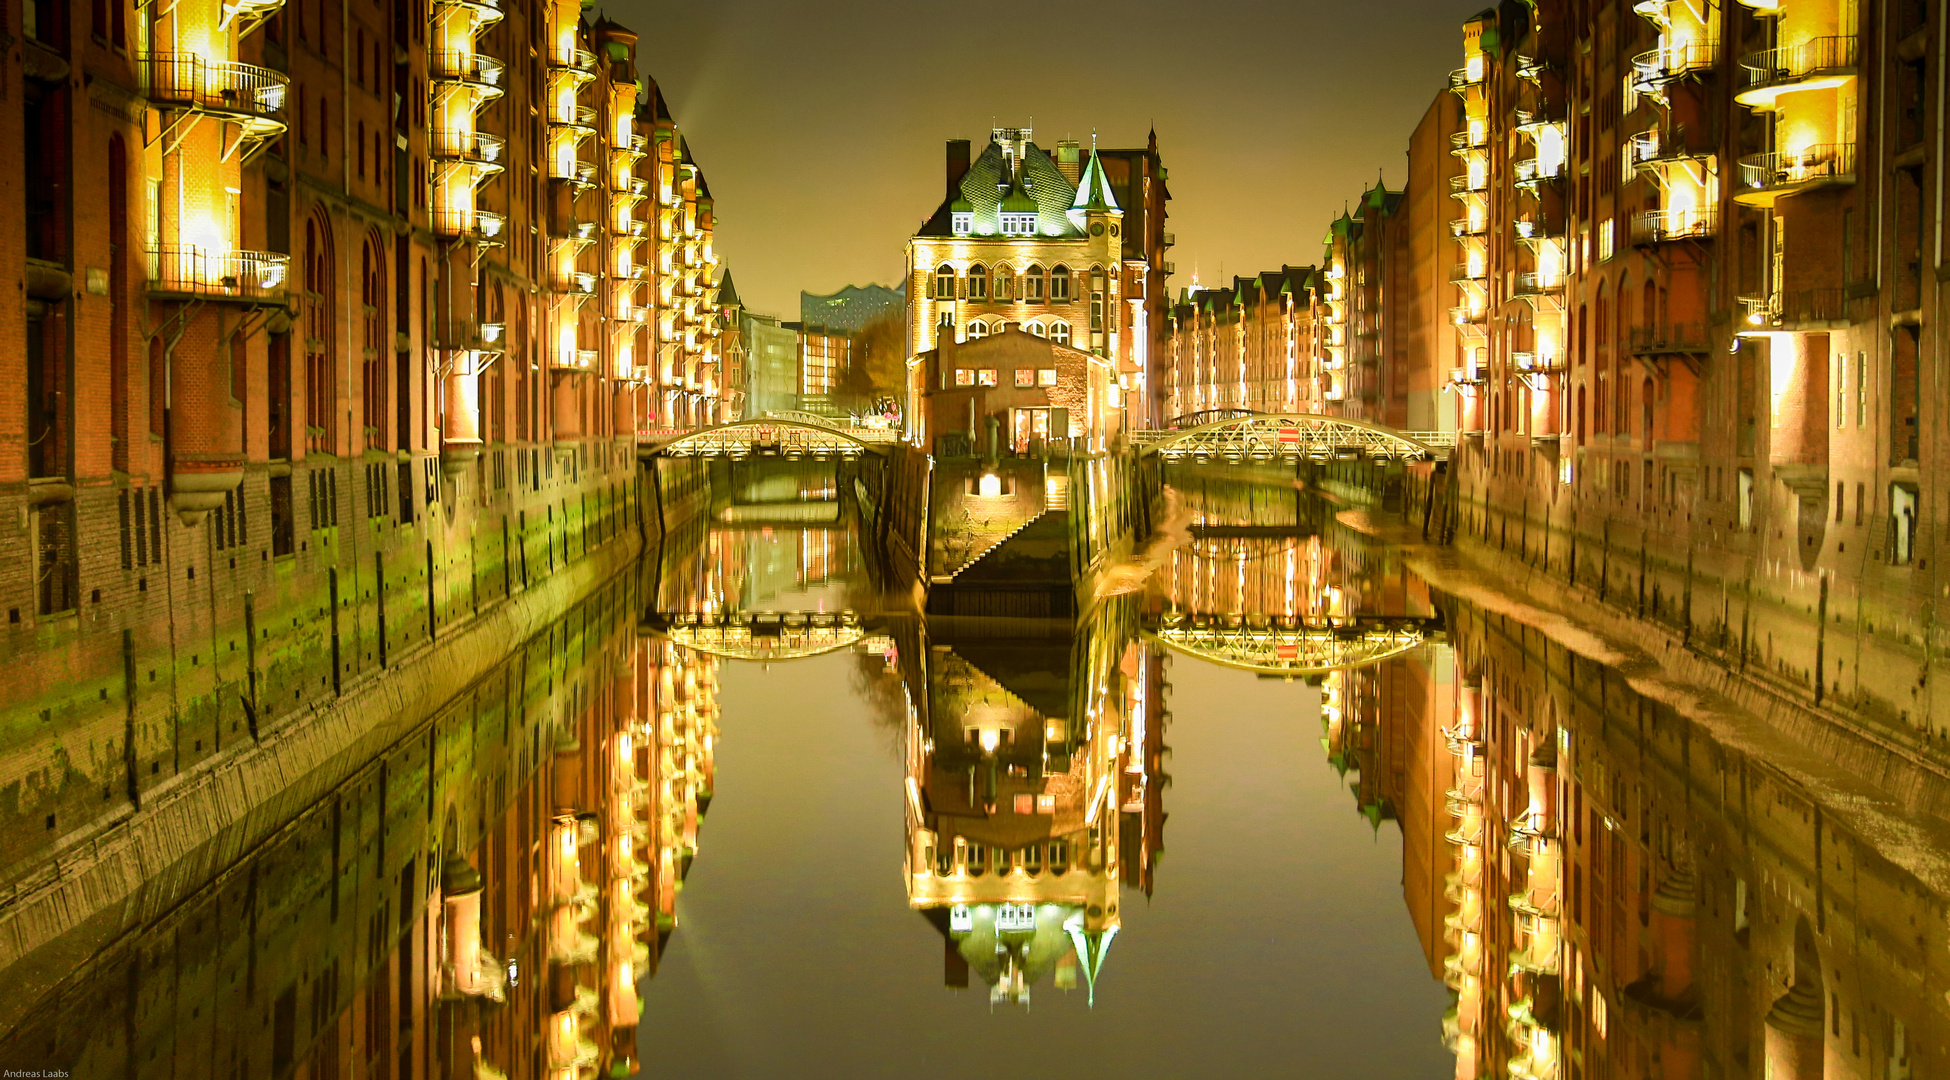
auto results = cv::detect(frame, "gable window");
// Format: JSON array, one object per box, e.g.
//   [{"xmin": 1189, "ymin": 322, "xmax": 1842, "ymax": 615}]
[
  {"xmin": 1038, "ymin": 369, "xmax": 1058, "ymax": 387},
  {"xmin": 977, "ymin": 368, "xmax": 999, "ymax": 386},
  {"xmin": 1015, "ymin": 368, "xmax": 1035, "ymax": 388},
  {"xmin": 1050, "ymin": 265, "xmax": 1072, "ymax": 302},
  {"xmin": 1026, "ymin": 264, "xmax": 1046, "ymax": 302},
  {"xmin": 967, "ymin": 264, "xmax": 988, "ymax": 301},
  {"xmin": 1050, "ymin": 322, "xmax": 1071, "ymax": 345},
  {"xmin": 951, "ymin": 210, "xmax": 973, "ymax": 236},
  {"xmin": 954, "ymin": 368, "xmax": 974, "ymax": 386},
  {"xmin": 1001, "ymin": 212, "xmax": 1037, "ymax": 235},
  {"xmin": 934, "ymin": 264, "xmax": 955, "ymax": 299},
  {"xmin": 966, "ymin": 320, "xmax": 989, "ymax": 340},
  {"xmin": 1027, "ymin": 322, "xmax": 1046, "ymax": 338}
]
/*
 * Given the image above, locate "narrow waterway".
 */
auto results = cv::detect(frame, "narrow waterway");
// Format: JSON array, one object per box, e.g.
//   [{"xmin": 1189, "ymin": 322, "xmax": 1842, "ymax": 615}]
[{"xmin": 4, "ymin": 464, "xmax": 1946, "ymax": 1079}]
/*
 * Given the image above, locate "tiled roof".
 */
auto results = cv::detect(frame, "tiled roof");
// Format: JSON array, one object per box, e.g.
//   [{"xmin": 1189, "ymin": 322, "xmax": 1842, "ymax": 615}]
[{"xmin": 916, "ymin": 139, "xmax": 1086, "ymax": 239}]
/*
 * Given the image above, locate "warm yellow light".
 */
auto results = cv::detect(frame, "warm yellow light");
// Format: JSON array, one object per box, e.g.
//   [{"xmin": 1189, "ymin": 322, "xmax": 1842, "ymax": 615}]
[{"xmin": 978, "ymin": 473, "xmax": 1001, "ymax": 497}]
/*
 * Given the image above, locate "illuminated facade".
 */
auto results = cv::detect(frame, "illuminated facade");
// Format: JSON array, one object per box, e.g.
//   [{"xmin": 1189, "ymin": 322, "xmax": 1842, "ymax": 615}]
[
  {"xmin": 0, "ymin": 0, "xmax": 733, "ymax": 877},
  {"xmin": 1165, "ymin": 268, "xmax": 1323, "ymax": 420},
  {"xmin": 1329, "ymin": 0, "xmax": 1950, "ymax": 742},
  {"xmin": 904, "ymin": 126, "xmax": 1172, "ymax": 430}
]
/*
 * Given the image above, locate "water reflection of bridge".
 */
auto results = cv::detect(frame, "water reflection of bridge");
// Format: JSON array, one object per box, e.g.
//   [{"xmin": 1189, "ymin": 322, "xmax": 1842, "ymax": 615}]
[
  {"xmin": 1143, "ymin": 613, "xmax": 1440, "ymax": 677},
  {"xmin": 639, "ymin": 609, "xmax": 870, "ymax": 662}
]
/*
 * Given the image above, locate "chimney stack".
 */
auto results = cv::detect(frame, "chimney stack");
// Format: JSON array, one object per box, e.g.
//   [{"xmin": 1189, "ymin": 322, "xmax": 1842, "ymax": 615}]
[{"xmin": 946, "ymin": 139, "xmax": 971, "ymax": 200}]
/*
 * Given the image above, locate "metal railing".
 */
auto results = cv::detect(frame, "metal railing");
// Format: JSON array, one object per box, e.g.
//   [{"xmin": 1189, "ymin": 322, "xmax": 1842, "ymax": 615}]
[
  {"xmin": 1449, "ymin": 65, "xmax": 1483, "ymax": 90},
  {"xmin": 1630, "ymin": 40, "xmax": 1718, "ymax": 91},
  {"xmin": 1450, "ymin": 173, "xmax": 1489, "ymax": 195},
  {"xmin": 431, "ymin": 207, "xmax": 505, "ymax": 240},
  {"xmin": 1628, "ymin": 322, "xmax": 1712, "ymax": 353},
  {"xmin": 549, "ymin": 104, "xmax": 598, "ymax": 132},
  {"xmin": 548, "ymin": 47, "xmax": 597, "ymax": 73},
  {"xmin": 142, "ymin": 53, "xmax": 288, "ymax": 117},
  {"xmin": 147, "ymin": 245, "xmax": 289, "ymax": 299},
  {"xmin": 1450, "ymin": 262, "xmax": 1487, "ymax": 285},
  {"xmin": 1514, "ymin": 156, "xmax": 1564, "ymax": 184},
  {"xmin": 1738, "ymin": 144, "xmax": 1857, "ymax": 192},
  {"xmin": 1514, "ymin": 272, "xmax": 1564, "ymax": 297},
  {"xmin": 1630, "ymin": 207, "xmax": 1718, "ymax": 244},
  {"xmin": 1451, "ymin": 217, "xmax": 1487, "ymax": 238},
  {"xmin": 1740, "ymin": 36, "xmax": 1859, "ymax": 93},
  {"xmin": 430, "ymin": 50, "xmax": 504, "ymax": 91},
  {"xmin": 431, "ymin": 129, "xmax": 505, "ymax": 164}
]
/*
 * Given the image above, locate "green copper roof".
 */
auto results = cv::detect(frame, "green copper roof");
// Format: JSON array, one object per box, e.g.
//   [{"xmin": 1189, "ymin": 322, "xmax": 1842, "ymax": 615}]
[
  {"xmin": 1070, "ymin": 148, "xmax": 1120, "ymax": 213},
  {"xmin": 1001, "ymin": 173, "xmax": 1038, "ymax": 213}
]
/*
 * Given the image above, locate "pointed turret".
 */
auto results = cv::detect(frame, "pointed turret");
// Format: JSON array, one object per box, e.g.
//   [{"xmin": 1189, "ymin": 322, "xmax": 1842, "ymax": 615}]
[{"xmin": 1070, "ymin": 147, "xmax": 1120, "ymax": 213}]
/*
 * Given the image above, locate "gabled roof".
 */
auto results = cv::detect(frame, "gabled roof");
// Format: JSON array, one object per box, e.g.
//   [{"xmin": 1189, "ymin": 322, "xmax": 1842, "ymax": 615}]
[{"xmin": 916, "ymin": 138, "xmax": 1087, "ymax": 240}]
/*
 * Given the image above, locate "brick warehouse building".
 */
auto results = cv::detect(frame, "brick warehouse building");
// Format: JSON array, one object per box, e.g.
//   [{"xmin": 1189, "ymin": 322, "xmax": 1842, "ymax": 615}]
[{"xmin": 0, "ymin": 0, "xmax": 730, "ymax": 975}]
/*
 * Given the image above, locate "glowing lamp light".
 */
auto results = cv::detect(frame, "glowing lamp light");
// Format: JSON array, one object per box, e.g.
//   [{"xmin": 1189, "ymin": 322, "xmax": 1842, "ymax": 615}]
[{"xmin": 978, "ymin": 473, "xmax": 1001, "ymax": 497}]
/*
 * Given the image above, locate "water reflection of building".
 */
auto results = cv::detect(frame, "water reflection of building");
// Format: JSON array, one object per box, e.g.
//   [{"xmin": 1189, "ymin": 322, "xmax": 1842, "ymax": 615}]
[
  {"xmin": 901, "ymin": 600, "xmax": 1167, "ymax": 1007},
  {"xmin": 0, "ymin": 584, "xmax": 718, "ymax": 1080},
  {"xmin": 1360, "ymin": 594, "xmax": 1950, "ymax": 1080}
]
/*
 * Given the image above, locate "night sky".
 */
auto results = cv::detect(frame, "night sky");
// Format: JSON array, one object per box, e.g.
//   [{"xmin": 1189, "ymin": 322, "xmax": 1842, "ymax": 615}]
[{"xmin": 608, "ymin": 0, "xmax": 1488, "ymax": 318}]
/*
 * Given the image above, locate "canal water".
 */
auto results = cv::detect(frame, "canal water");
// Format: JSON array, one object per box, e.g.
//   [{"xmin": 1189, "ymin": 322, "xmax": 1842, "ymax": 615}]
[{"xmin": 4, "ymin": 465, "xmax": 1942, "ymax": 1079}]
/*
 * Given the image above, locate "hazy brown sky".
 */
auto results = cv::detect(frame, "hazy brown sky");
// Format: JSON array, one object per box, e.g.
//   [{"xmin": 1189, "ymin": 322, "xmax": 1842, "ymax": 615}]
[{"xmin": 611, "ymin": 0, "xmax": 1484, "ymax": 317}]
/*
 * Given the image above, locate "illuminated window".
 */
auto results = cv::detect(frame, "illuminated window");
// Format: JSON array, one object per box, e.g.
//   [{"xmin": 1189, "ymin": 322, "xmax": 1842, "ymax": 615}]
[
  {"xmin": 1015, "ymin": 368, "xmax": 1035, "ymax": 387},
  {"xmin": 1050, "ymin": 265, "xmax": 1071, "ymax": 301},
  {"xmin": 954, "ymin": 368, "xmax": 973, "ymax": 386},
  {"xmin": 1001, "ymin": 212, "xmax": 1037, "ymax": 235},
  {"xmin": 1027, "ymin": 322, "xmax": 1046, "ymax": 337},
  {"xmin": 1038, "ymin": 369, "xmax": 1057, "ymax": 387},
  {"xmin": 977, "ymin": 369, "xmax": 998, "ymax": 386},
  {"xmin": 951, "ymin": 210, "xmax": 973, "ymax": 236},
  {"xmin": 966, "ymin": 321, "xmax": 989, "ymax": 340},
  {"xmin": 1050, "ymin": 322, "xmax": 1071, "ymax": 345},
  {"xmin": 967, "ymin": 264, "xmax": 988, "ymax": 301},
  {"xmin": 934, "ymin": 264, "xmax": 954, "ymax": 299},
  {"xmin": 1598, "ymin": 220, "xmax": 1615, "ymax": 261},
  {"xmin": 1025, "ymin": 264, "xmax": 1045, "ymax": 302}
]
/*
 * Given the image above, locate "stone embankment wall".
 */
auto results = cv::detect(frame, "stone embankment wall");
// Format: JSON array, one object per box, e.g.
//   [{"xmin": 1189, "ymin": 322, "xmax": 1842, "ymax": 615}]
[
  {"xmin": 1449, "ymin": 443, "xmax": 1950, "ymax": 772},
  {"xmin": 0, "ymin": 447, "xmax": 703, "ymax": 993}
]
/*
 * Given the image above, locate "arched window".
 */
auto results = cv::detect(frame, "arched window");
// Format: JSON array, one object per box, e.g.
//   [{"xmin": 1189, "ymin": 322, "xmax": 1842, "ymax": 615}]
[
  {"xmin": 1027, "ymin": 321, "xmax": 1047, "ymax": 338},
  {"xmin": 1643, "ymin": 376, "xmax": 1655, "ymax": 443},
  {"xmin": 966, "ymin": 320, "xmax": 990, "ymax": 340},
  {"xmin": 992, "ymin": 264, "xmax": 1011, "ymax": 301},
  {"xmin": 1050, "ymin": 322, "xmax": 1071, "ymax": 346},
  {"xmin": 303, "ymin": 213, "xmax": 336, "ymax": 454},
  {"xmin": 967, "ymin": 264, "xmax": 988, "ymax": 301},
  {"xmin": 1050, "ymin": 265, "xmax": 1071, "ymax": 302},
  {"xmin": 360, "ymin": 234, "xmax": 387, "ymax": 447},
  {"xmin": 1025, "ymin": 264, "xmax": 1046, "ymax": 303},
  {"xmin": 934, "ymin": 264, "xmax": 954, "ymax": 299}
]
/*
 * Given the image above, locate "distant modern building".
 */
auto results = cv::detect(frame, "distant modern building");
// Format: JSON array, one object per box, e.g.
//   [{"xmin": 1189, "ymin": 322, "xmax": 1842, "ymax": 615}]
[
  {"xmin": 740, "ymin": 312, "xmax": 801, "ymax": 419},
  {"xmin": 801, "ymin": 284, "xmax": 907, "ymax": 334},
  {"xmin": 904, "ymin": 126, "xmax": 1172, "ymax": 431}
]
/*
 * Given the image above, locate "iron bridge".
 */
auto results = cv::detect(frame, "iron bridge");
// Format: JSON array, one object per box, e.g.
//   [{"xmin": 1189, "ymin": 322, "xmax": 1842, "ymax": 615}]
[
  {"xmin": 639, "ymin": 417, "xmax": 892, "ymax": 460},
  {"xmin": 1143, "ymin": 612, "xmax": 1440, "ymax": 676},
  {"xmin": 1129, "ymin": 413, "xmax": 1456, "ymax": 462},
  {"xmin": 641, "ymin": 609, "xmax": 868, "ymax": 662}
]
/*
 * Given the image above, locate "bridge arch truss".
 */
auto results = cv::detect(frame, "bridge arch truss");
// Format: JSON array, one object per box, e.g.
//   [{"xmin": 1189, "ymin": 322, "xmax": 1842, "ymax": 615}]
[
  {"xmin": 1133, "ymin": 413, "xmax": 1451, "ymax": 463},
  {"xmin": 1143, "ymin": 613, "xmax": 1434, "ymax": 677},
  {"xmin": 641, "ymin": 610, "xmax": 868, "ymax": 663},
  {"xmin": 643, "ymin": 418, "xmax": 888, "ymax": 460}
]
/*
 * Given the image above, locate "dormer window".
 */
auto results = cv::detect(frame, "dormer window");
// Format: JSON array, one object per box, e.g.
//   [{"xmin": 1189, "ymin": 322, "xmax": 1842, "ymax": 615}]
[
  {"xmin": 951, "ymin": 211, "xmax": 973, "ymax": 236},
  {"xmin": 1001, "ymin": 212, "xmax": 1037, "ymax": 236}
]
